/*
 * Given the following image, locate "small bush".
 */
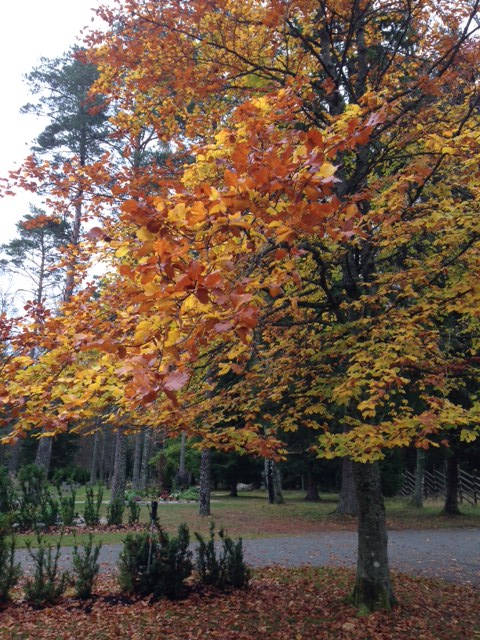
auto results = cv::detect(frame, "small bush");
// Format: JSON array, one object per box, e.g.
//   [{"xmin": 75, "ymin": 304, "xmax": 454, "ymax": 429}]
[
  {"xmin": 127, "ymin": 497, "xmax": 141, "ymax": 525},
  {"xmin": 176, "ymin": 487, "xmax": 200, "ymax": 501},
  {"xmin": 52, "ymin": 465, "xmax": 89, "ymax": 486},
  {"xmin": 24, "ymin": 534, "xmax": 69, "ymax": 607},
  {"xmin": 107, "ymin": 498, "xmax": 125, "ymax": 526},
  {"xmin": 118, "ymin": 523, "xmax": 192, "ymax": 599},
  {"xmin": 38, "ymin": 491, "xmax": 59, "ymax": 529},
  {"xmin": 58, "ymin": 486, "xmax": 76, "ymax": 527},
  {"xmin": 72, "ymin": 534, "xmax": 102, "ymax": 599},
  {"xmin": 17, "ymin": 464, "xmax": 48, "ymax": 531},
  {"xmin": 0, "ymin": 515, "xmax": 22, "ymax": 603},
  {"xmin": 195, "ymin": 523, "xmax": 250, "ymax": 590},
  {"xmin": 84, "ymin": 486, "xmax": 103, "ymax": 527}
]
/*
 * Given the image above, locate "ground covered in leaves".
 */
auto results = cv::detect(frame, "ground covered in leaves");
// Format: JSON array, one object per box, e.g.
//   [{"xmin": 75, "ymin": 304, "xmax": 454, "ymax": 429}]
[{"xmin": 1, "ymin": 567, "xmax": 478, "ymax": 640}]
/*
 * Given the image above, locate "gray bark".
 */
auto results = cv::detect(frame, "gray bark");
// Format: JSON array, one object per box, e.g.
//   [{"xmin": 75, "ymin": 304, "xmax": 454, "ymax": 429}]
[
  {"xmin": 35, "ymin": 437, "xmax": 53, "ymax": 475},
  {"xmin": 132, "ymin": 431, "xmax": 143, "ymax": 490},
  {"xmin": 304, "ymin": 469, "xmax": 320, "ymax": 501},
  {"xmin": 7, "ymin": 439, "xmax": 21, "ymax": 476},
  {"xmin": 90, "ymin": 431, "xmax": 99, "ymax": 485},
  {"xmin": 411, "ymin": 449, "xmax": 425, "ymax": 508},
  {"xmin": 265, "ymin": 459, "xmax": 284, "ymax": 504},
  {"xmin": 352, "ymin": 462, "xmax": 396, "ymax": 611},
  {"xmin": 336, "ymin": 458, "xmax": 359, "ymax": 516},
  {"xmin": 110, "ymin": 430, "xmax": 127, "ymax": 503},
  {"xmin": 199, "ymin": 448, "xmax": 211, "ymax": 516},
  {"xmin": 175, "ymin": 431, "xmax": 190, "ymax": 489},
  {"xmin": 99, "ymin": 427, "xmax": 106, "ymax": 484},
  {"xmin": 272, "ymin": 461, "xmax": 284, "ymax": 504},
  {"xmin": 139, "ymin": 429, "xmax": 152, "ymax": 491},
  {"xmin": 443, "ymin": 450, "xmax": 461, "ymax": 515}
]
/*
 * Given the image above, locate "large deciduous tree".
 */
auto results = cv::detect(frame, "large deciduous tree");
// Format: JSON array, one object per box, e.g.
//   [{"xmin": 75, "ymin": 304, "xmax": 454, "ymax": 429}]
[{"xmin": 3, "ymin": 0, "xmax": 480, "ymax": 612}]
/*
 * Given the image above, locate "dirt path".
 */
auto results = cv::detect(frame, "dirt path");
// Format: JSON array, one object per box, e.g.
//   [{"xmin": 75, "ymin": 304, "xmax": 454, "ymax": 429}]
[{"xmin": 17, "ymin": 528, "xmax": 480, "ymax": 584}]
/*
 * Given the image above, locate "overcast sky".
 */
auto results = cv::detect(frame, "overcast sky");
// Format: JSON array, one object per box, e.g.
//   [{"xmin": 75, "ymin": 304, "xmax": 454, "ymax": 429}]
[
  {"xmin": 0, "ymin": 1, "xmax": 102, "ymax": 244},
  {"xmin": 0, "ymin": 1, "xmax": 105, "ymax": 305}
]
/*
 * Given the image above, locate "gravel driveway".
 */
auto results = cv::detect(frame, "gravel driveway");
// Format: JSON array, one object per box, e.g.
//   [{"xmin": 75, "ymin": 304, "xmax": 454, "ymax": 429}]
[{"xmin": 16, "ymin": 528, "xmax": 480, "ymax": 584}]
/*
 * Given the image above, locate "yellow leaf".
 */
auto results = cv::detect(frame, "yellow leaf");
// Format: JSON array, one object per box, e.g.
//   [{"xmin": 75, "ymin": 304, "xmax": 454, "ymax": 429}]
[
  {"xmin": 136, "ymin": 226, "xmax": 156, "ymax": 242},
  {"xmin": 115, "ymin": 245, "xmax": 129, "ymax": 258},
  {"xmin": 315, "ymin": 162, "xmax": 336, "ymax": 179}
]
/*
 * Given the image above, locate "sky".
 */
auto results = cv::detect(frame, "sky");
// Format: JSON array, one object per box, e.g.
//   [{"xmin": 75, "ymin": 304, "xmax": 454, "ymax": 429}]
[
  {"xmin": 0, "ymin": 0, "xmax": 105, "ymax": 303},
  {"xmin": 0, "ymin": 0, "xmax": 102, "ymax": 242}
]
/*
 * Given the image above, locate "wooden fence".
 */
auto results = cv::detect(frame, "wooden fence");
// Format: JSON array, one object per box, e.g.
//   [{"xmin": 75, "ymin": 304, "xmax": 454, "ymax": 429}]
[{"xmin": 400, "ymin": 468, "xmax": 480, "ymax": 505}]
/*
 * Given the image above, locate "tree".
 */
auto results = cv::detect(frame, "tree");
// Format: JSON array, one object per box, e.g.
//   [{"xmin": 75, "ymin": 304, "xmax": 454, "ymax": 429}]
[
  {"xmin": 0, "ymin": 209, "xmax": 69, "ymax": 309},
  {"xmin": 3, "ymin": 0, "xmax": 480, "ymax": 613}
]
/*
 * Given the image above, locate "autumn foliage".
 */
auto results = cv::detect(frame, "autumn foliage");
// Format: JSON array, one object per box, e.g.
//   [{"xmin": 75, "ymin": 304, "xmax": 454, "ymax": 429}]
[{"xmin": 2, "ymin": 0, "xmax": 480, "ymax": 613}]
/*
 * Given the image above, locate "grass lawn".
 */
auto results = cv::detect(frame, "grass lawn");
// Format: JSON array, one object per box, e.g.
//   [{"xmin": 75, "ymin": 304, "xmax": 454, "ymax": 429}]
[
  {"xmin": 1, "ymin": 567, "xmax": 478, "ymax": 640},
  {"xmin": 15, "ymin": 490, "xmax": 480, "ymax": 549}
]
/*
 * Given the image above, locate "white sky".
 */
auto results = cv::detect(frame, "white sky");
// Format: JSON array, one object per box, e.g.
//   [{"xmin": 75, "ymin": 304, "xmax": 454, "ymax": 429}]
[
  {"xmin": 0, "ymin": 1, "xmax": 105, "ymax": 305},
  {"xmin": 0, "ymin": 0, "xmax": 102, "ymax": 243}
]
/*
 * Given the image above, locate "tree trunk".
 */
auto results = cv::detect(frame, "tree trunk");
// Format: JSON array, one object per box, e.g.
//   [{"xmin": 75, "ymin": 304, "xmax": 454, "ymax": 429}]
[
  {"xmin": 175, "ymin": 431, "xmax": 190, "ymax": 489},
  {"xmin": 90, "ymin": 431, "xmax": 99, "ymax": 485},
  {"xmin": 411, "ymin": 448, "xmax": 425, "ymax": 508},
  {"xmin": 304, "ymin": 464, "xmax": 320, "ymax": 501},
  {"xmin": 265, "ymin": 459, "xmax": 284, "ymax": 504},
  {"xmin": 272, "ymin": 460, "xmax": 284, "ymax": 504},
  {"xmin": 132, "ymin": 431, "xmax": 143, "ymax": 490},
  {"xmin": 336, "ymin": 458, "xmax": 359, "ymax": 516},
  {"xmin": 443, "ymin": 450, "xmax": 461, "ymax": 515},
  {"xmin": 110, "ymin": 430, "xmax": 127, "ymax": 503},
  {"xmin": 35, "ymin": 437, "xmax": 53, "ymax": 475},
  {"xmin": 351, "ymin": 462, "xmax": 396, "ymax": 611},
  {"xmin": 99, "ymin": 427, "xmax": 107, "ymax": 484},
  {"xmin": 199, "ymin": 448, "xmax": 211, "ymax": 516},
  {"xmin": 139, "ymin": 429, "xmax": 151, "ymax": 491},
  {"xmin": 229, "ymin": 477, "xmax": 238, "ymax": 497},
  {"xmin": 265, "ymin": 458, "xmax": 274, "ymax": 504},
  {"xmin": 7, "ymin": 439, "xmax": 21, "ymax": 476}
]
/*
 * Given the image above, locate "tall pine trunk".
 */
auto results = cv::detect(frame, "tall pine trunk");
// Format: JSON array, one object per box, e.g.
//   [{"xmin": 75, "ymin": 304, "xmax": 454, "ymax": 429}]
[
  {"xmin": 132, "ymin": 431, "xmax": 143, "ymax": 490},
  {"xmin": 199, "ymin": 448, "xmax": 211, "ymax": 516},
  {"xmin": 351, "ymin": 462, "xmax": 396, "ymax": 611},
  {"xmin": 443, "ymin": 450, "xmax": 461, "ymax": 515},
  {"xmin": 35, "ymin": 437, "xmax": 53, "ymax": 475},
  {"xmin": 90, "ymin": 431, "xmax": 99, "ymax": 485},
  {"xmin": 139, "ymin": 429, "xmax": 151, "ymax": 491},
  {"xmin": 175, "ymin": 431, "xmax": 189, "ymax": 489},
  {"xmin": 411, "ymin": 448, "xmax": 425, "ymax": 508},
  {"xmin": 336, "ymin": 458, "xmax": 359, "ymax": 516},
  {"xmin": 110, "ymin": 430, "xmax": 127, "ymax": 503},
  {"xmin": 7, "ymin": 439, "xmax": 21, "ymax": 476}
]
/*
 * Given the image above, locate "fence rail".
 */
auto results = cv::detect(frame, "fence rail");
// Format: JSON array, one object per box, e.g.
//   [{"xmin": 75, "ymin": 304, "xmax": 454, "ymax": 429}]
[{"xmin": 400, "ymin": 467, "xmax": 479, "ymax": 504}]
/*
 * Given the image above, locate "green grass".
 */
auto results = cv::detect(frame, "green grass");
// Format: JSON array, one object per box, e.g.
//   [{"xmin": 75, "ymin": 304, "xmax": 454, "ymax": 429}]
[{"xmin": 14, "ymin": 490, "xmax": 480, "ymax": 548}]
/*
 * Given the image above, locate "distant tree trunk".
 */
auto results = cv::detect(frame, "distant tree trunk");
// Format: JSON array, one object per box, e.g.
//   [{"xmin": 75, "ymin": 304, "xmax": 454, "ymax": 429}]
[
  {"xmin": 35, "ymin": 437, "xmax": 53, "ymax": 475},
  {"xmin": 99, "ymin": 427, "xmax": 107, "ymax": 484},
  {"xmin": 272, "ymin": 461, "xmax": 284, "ymax": 504},
  {"xmin": 90, "ymin": 431, "xmax": 99, "ymax": 485},
  {"xmin": 132, "ymin": 431, "xmax": 143, "ymax": 490},
  {"xmin": 265, "ymin": 458, "xmax": 275, "ymax": 504},
  {"xmin": 110, "ymin": 430, "xmax": 127, "ymax": 503},
  {"xmin": 411, "ymin": 448, "xmax": 425, "ymax": 508},
  {"xmin": 304, "ymin": 463, "xmax": 320, "ymax": 501},
  {"xmin": 139, "ymin": 429, "xmax": 152, "ymax": 491},
  {"xmin": 265, "ymin": 459, "xmax": 284, "ymax": 504},
  {"xmin": 7, "ymin": 440, "xmax": 21, "ymax": 476},
  {"xmin": 175, "ymin": 432, "xmax": 190, "ymax": 489},
  {"xmin": 199, "ymin": 448, "xmax": 211, "ymax": 516},
  {"xmin": 443, "ymin": 450, "xmax": 461, "ymax": 515},
  {"xmin": 336, "ymin": 458, "xmax": 359, "ymax": 516},
  {"xmin": 352, "ymin": 462, "xmax": 396, "ymax": 611},
  {"xmin": 229, "ymin": 477, "xmax": 238, "ymax": 497}
]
